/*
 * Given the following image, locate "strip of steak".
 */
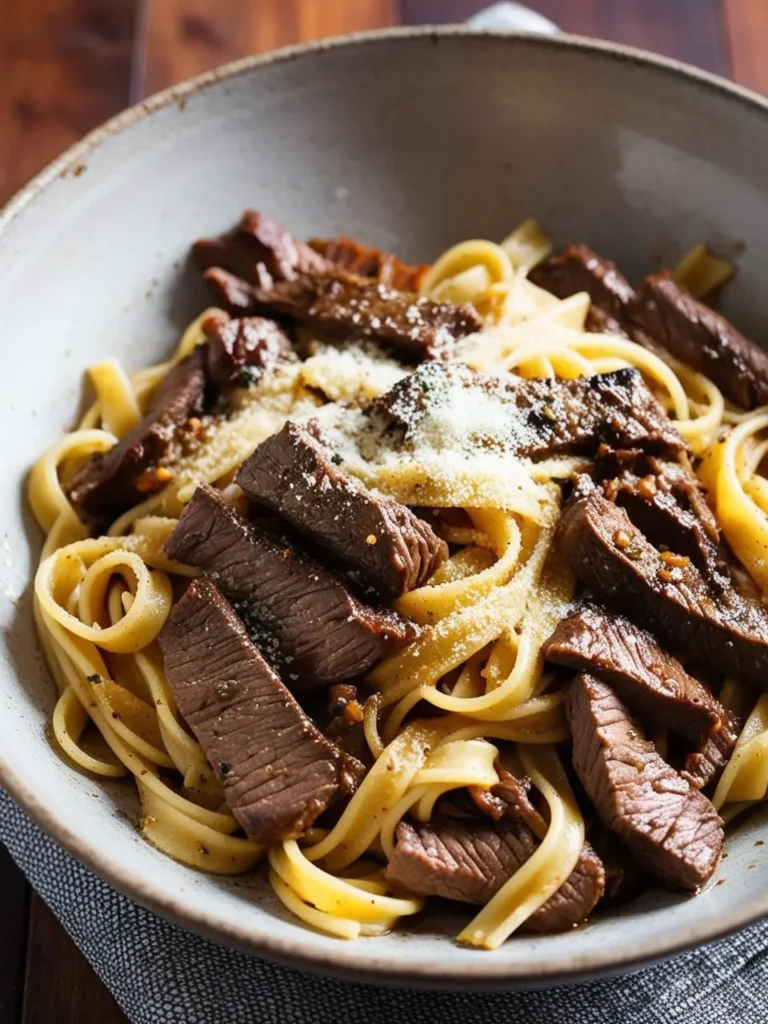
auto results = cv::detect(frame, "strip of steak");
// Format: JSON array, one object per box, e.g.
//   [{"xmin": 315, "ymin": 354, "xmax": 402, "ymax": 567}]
[
  {"xmin": 565, "ymin": 673, "xmax": 723, "ymax": 890},
  {"xmin": 595, "ymin": 446, "xmax": 762, "ymax": 602},
  {"xmin": 545, "ymin": 603, "xmax": 722, "ymax": 745},
  {"xmin": 194, "ymin": 209, "xmax": 330, "ymax": 285},
  {"xmin": 630, "ymin": 271, "xmax": 768, "ymax": 409},
  {"xmin": 385, "ymin": 816, "xmax": 604, "ymax": 932},
  {"xmin": 595, "ymin": 448, "xmax": 727, "ymax": 586},
  {"xmin": 310, "ymin": 237, "xmax": 430, "ymax": 292},
  {"xmin": 558, "ymin": 486, "xmax": 768, "ymax": 690},
  {"xmin": 369, "ymin": 363, "xmax": 686, "ymax": 460},
  {"xmin": 544, "ymin": 603, "xmax": 739, "ymax": 789},
  {"xmin": 528, "ymin": 244, "xmax": 635, "ymax": 335},
  {"xmin": 468, "ymin": 768, "xmax": 606, "ymax": 931},
  {"xmin": 251, "ymin": 269, "xmax": 482, "ymax": 361},
  {"xmin": 165, "ymin": 485, "xmax": 417, "ymax": 686},
  {"xmin": 202, "ymin": 267, "xmax": 257, "ymax": 314},
  {"xmin": 528, "ymin": 842, "xmax": 605, "ymax": 934},
  {"xmin": 157, "ymin": 578, "xmax": 362, "ymax": 842},
  {"xmin": 681, "ymin": 714, "xmax": 742, "ymax": 791},
  {"xmin": 584, "ymin": 305, "xmax": 627, "ymax": 336},
  {"xmin": 236, "ymin": 421, "xmax": 448, "ymax": 599},
  {"xmin": 322, "ymin": 683, "xmax": 369, "ymax": 766},
  {"xmin": 68, "ymin": 347, "xmax": 207, "ymax": 519},
  {"xmin": 202, "ymin": 313, "xmax": 294, "ymax": 388}
]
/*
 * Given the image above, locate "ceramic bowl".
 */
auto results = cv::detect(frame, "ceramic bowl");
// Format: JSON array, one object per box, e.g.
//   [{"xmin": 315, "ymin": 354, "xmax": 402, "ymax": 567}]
[{"xmin": 2, "ymin": 27, "xmax": 768, "ymax": 989}]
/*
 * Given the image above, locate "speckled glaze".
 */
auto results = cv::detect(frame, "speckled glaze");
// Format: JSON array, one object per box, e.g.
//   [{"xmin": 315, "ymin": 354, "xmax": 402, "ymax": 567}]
[{"xmin": 1, "ymin": 28, "xmax": 768, "ymax": 989}]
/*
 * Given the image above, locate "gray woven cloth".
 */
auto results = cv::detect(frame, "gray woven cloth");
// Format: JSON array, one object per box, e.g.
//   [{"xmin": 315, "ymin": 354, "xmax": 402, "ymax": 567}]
[{"xmin": 2, "ymin": 789, "xmax": 768, "ymax": 1023}]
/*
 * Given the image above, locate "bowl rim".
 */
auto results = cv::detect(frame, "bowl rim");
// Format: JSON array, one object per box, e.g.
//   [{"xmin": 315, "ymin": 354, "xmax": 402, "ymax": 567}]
[{"xmin": 2, "ymin": 23, "xmax": 768, "ymax": 987}]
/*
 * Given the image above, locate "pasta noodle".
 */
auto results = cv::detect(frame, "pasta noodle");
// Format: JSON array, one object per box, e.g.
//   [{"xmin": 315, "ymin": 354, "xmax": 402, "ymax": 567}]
[{"xmin": 27, "ymin": 216, "xmax": 768, "ymax": 947}]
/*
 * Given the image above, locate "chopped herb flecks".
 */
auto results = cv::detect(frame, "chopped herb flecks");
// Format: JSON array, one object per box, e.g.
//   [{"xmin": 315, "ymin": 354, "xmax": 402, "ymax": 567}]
[
  {"xmin": 331, "ymin": 453, "xmax": 343, "ymax": 465},
  {"xmin": 239, "ymin": 366, "xmax": 260, "ymax": 387},
  {"xmin": 86, "ymin": 673, "xmax": 102, "ymax": 684}
]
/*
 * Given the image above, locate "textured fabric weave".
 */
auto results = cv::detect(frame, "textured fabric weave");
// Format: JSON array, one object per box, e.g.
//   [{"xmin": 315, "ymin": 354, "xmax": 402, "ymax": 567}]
[{"xmin": 2, "ymin": 789, "xmax": 768, "ymax": 1024}]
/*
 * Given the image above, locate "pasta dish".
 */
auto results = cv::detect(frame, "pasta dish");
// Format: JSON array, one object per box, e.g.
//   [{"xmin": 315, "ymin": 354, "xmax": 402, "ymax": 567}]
[{"xmin": 28, "ymin": 209, "xmax": 768, "ymax": 948}]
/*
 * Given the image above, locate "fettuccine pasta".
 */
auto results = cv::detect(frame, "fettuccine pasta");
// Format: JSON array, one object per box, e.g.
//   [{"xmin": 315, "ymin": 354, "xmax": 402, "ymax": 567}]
[{"xmin": 27, "ymin": 213, "xmax": 768, "ymax": 951}]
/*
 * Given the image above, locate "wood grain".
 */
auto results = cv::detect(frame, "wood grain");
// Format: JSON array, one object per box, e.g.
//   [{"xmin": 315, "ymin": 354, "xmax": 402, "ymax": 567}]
[
  {"xmin": 143, "ymin": 0, "xmax": 397, "ymax": 94},
  {"xmin": 723, "ymin": 0, "xmax": 768, "ymax": 94},
  {"xmin": 400, "ymin": 0, "xmax": 726, "ymax": 74},
  {"xmin": 0, "ymin": 0, "xmax": 140, "ymax": 204},
  {"xmin": 0, "ymin": 846, "xmax": 29, "ymax": 1024},
  {"xmin": 22, "ymin": 895, "xmax": 127, "ymax": 1024}
]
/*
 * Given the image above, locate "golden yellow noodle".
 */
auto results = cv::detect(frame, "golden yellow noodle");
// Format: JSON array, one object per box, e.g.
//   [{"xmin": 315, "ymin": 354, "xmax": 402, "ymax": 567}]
[
  {"xmin": 28, "ymin": 219, "xmax": 766, "ymax": 946},
  {"xmin": 672, "ymin": 243, "xmax": 734, "ymax": 300}
]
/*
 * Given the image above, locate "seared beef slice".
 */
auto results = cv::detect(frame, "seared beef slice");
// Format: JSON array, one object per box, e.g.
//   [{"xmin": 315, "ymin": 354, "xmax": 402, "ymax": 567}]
[
  {"xmin": 68, "ymin": 347, "xmax": 207, "ymax": 519},
  {"xmin": 598, "ymin": 452, "xmax": 729, "ymax": 588},
  {"xmin": 529, "ymin": 244, "xmax": 635, "ymax": 336},
  {"xmin": 371, "ymin": 364, "xmax": 685, "ymax": 460},
  {"xmin": 470, "ymin": 769, "xmax": 543, "ymax": 827},
  {"xmin": 565, "ymin": 673, "xmax": 723, "ymax": 890},
  {"xmin": 252, "ymin": 269, "xmax": 482, "ymax": 361},
  {"xmin": 309, "ymin": 237, "xmax": 429, "ymax": 292},
  {"xmin": 544, "ymin": 603, "xmax": 740, "ymax": 789},
  {"xmin": 630, "ymin": 272, "xmax": 768, "ymax": 410},
  {"xmin": 503, "ymin": 368, "xmax": 686, "ymax": 458},
  {"xmin": 158, "ymin": 578, "xmax": 356, "ymax": 842},
  {"xmin": 236, "ymin": 421, "xmax": 448, "ymax": 599},
  {"xmin": 202, "ymin": 314, "xmax": 293, "ymax": 388},
  {"xmin": 386, "ymin": 817, "xmax": 604, "ymax": 932},
  {"xmin": 546, "ymin": 603, "xmax": 720, "ymax": 743},
  {"xmin": 557, "ymin": 488, "xmax": 768, "ymax": 690},
  {"xmin": 165, "ymin": 485, "xmax": 417, "ymax": 685},
  {"xmin": 194, "ymin": 209, "xmax": 330, "ymax": 285},
  {"xmin": 468, "ymin": 768, "xmax": 607, "ymax": 932}
]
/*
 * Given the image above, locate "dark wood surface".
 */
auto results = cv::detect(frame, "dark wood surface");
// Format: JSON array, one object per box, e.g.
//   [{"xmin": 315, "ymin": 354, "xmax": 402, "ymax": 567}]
[{"xmin": 0, "ymin": 2, "xmax": 763, "ymax": 1021}]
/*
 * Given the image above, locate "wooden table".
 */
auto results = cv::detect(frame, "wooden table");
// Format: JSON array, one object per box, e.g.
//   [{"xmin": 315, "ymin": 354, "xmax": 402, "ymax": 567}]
[{"xmin": 0, "ymin": 1, "xmax": 766, "ymax": 1020}]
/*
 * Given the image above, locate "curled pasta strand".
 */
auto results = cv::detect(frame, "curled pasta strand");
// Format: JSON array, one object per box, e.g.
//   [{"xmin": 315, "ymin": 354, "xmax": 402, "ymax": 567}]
[
  {"xmin": 52, "ymin": 685, "xmax": 127, "ymax": 778},
  {"xmin": 304, "ymin": 720, "xmax": 441, "ymax": 871},
  {"xmin": 708, "ymin": 410, "xmax": 768, "ymax": 590},
  {"xmin": 395, "ymin": 512, "xmax": 520, "ymax": 625},
  {"xmin": 28, "ymin": 429, "xmax": 116, "ymax": 536},
  {"xmin": 459, "ymin": 744, "xmax": 584, "ymax": 949},
  {"xmin": 271, "ymin": 841, "xmax": 423, "ymax": 924},
  {"xmin": 420, "ymin": 240, "xmax": 514, "ymax": 298},
  {"xmin": 37, "ymin": 540, "xmax": 172, "ymax": 654},
  {"xmin": 714, "ymin": 694, "xmax": 768, "ymax": 809},
  {"xmin": 370, "ymin": 516, "xmax": 555, "ymax": 707}
]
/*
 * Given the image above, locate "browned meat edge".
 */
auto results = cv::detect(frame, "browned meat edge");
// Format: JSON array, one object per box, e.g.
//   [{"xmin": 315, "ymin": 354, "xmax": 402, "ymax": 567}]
[
  {"xmin": 630, "ymin": 271, "xmax": 768, "ymax": 410},
  {"xmin": 157, "ymin": 578, "xmax": 363, "ymax": 842},
  {"xmin": 544, "ymin": 602, "xmax": 739, "ymax": 790},
  {"xmin": 309, "ymin": 237, "xmax": 430, "ymax": 292},
  {"xmin": 236, "ymin": 420, "xmax": 448, "ymax": 599},
  {"xmin": 557, "ymin": 485, "xmax": 768, "ymax": 690},
  {"xmin": 564, "ymin": 673, "xmax": 723, "ymax": 891},
  {"xmin": 68, "ymin": 347, "xmax": 207, "ymax": 519},
  {"xmin": 165, "ymin": 484, "xmax": 418, "ymax": 687},
  {"xmin": 368, "ymin": 363, "xmax": 686, "ymax": 460},
  {"xmin": 250, "ymin": 269, "xmax": 482, "ymax": 361},
  {"xmin": 385, "ymin": 816, "xmax": 605, "ymax": 933}
]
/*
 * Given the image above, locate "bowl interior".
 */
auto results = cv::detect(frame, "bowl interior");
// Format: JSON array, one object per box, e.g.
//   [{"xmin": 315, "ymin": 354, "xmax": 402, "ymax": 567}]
[{"xmin": 2, "ymin": 29, "xmax": 768, "ymax": 984}]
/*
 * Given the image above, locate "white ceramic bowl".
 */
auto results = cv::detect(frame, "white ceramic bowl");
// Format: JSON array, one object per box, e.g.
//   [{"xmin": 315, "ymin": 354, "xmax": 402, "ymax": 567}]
[{"xmin": 2, "ymin": 27, "xmax": 768, "ymax": 988}]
